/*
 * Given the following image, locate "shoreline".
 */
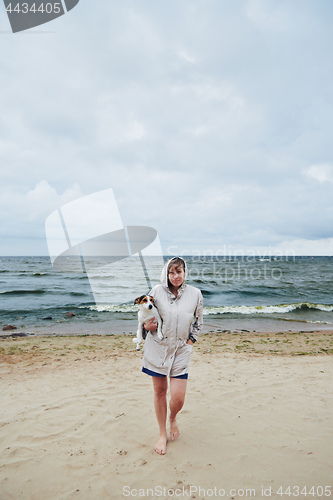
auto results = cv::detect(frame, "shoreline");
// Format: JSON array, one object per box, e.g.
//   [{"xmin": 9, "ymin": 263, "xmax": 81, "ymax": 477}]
[
  {"xmin": 1, "ymin": 329, "xmax": 333, "ymax": 358},
  {"xmin": 2, "ymin": 315, "xmax": 333, "ymax": 338}
]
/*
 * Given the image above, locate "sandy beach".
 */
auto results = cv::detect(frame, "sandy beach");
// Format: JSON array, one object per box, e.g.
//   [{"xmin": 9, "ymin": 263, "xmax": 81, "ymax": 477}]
[{"xmin": 1, "ymin": 331, "xmax": 332, "ymax": 500}]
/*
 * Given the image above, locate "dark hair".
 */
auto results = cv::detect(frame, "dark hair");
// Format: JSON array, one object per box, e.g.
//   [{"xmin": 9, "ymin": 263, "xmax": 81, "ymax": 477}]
[{"xmin": 168, "ymin": 257, "xmax": 185, "ymax": 273}]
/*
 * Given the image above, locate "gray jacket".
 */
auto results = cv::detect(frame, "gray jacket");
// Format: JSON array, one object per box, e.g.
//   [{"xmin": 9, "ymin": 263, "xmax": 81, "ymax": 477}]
[{"xmin": 142, "ymin": 258, "xmax": 203, "ymax": 377}]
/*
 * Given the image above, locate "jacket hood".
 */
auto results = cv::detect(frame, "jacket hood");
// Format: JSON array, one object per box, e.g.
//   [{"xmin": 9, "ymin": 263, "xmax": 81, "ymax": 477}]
[{"xmin": 160, "ymin": 257, "xmax": 188, "ymax": 289}]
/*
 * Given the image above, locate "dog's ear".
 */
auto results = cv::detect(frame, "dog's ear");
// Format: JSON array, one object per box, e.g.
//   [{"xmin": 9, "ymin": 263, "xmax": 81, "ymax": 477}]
[{"xmin": 134, "ymin": 295, "xmax": 145, "ymax": 304}]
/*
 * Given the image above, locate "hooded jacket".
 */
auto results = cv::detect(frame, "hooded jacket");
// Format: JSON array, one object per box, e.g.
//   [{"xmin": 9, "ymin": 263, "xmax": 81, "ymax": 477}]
[{"xmin": 142, "ymin": 257, "xmax": 203, "ymax": 377}]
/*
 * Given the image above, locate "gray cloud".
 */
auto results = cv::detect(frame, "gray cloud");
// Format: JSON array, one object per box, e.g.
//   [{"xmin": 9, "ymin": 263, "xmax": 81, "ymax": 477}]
[{"xmin": 0, "ymin": 0, "xmax": 332, "ymax": 255}]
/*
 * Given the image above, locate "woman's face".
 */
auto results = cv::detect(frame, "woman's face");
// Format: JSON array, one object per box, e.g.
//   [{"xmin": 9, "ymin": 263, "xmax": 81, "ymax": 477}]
[{"xmin": 168, "ymin": 264, "xmax": 185, "ymax": 289}]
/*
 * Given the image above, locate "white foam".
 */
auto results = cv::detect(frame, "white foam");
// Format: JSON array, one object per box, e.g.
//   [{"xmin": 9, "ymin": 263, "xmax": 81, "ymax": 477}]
[
  {"xmin": 203, "ymin": 302, "xmax": 333, "ymax": 315},
  {"xmin": 79, "ymin": 301, "xmax": 333, "ymax": 316},
  {"xmin": 81, "ymin": 304, "xmax": 137, "ymax": 313}
]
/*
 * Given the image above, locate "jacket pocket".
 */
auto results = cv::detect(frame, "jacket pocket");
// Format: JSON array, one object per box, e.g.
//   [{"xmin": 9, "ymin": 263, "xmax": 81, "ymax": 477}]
[
  {"xmin": 172, "ymin": 342, "xmax": 192, "ymax": 374},
  {"xmin": 143, "ymin": 334, "xmax": 168, "ymax": 368}
]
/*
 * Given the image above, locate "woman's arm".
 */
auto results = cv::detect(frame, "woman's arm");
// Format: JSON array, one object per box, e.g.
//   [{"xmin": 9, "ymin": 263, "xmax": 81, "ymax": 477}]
[
  {"xmin": 144, "ymin": 317, "xmax": 158, "ymax": 331},
  {"xmin": 189, "ymin": 291, "xmax": 203, "ymax": 341}
]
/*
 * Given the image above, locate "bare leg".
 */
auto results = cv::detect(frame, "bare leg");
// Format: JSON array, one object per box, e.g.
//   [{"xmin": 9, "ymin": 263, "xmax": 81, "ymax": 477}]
[
  {"xmin": 152, "ymin": 376, "xmax": 168, "ymax": 454},
  {"xmin": 169, "ymin": 378, "xmax": 187, "ymax": 440}
]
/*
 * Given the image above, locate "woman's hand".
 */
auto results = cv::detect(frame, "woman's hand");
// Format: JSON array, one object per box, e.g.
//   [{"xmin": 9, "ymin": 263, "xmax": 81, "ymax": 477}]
[
  {"xmin": 144, "ymin": 317, "xmax": 158, "ymax": 331},
  {"xmin": 186, "ymin": 339, "xmax": 194, "ymax": 345}
]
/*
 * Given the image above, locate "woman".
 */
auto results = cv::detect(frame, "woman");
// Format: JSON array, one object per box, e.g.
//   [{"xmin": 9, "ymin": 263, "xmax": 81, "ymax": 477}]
[{"xmin": 142, "ymin": 257, "xmax": 203, "ymax": 455}]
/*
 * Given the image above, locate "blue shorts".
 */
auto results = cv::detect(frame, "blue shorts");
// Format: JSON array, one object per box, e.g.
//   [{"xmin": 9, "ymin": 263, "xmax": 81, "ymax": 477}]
[{"xmin": 142, "ymin": 367, "xmax": 188, "ymax": 379}]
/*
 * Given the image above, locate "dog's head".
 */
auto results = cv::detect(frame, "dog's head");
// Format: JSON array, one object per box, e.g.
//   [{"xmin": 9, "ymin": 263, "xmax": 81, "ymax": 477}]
[{"xmin": 134, "ymin": 295, "xmax": 155, "ymax": 310}]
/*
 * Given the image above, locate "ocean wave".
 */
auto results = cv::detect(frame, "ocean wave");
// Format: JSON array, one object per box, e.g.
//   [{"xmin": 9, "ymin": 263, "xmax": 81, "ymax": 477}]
[
  {"xmin": 0, "ymin": 289, "xmax": 46, "ymax": 295},
  {"xmin": 307, "ymin": 320, "xmax": 332, "ymax": 324},
  {"xmin": 81, "ymin": 304, "xmax": 137, "ymax": 313},
  {"xmin": 14, "ymin": 272, "xmax": 50, "ymax": 276},
  {"xmin": 203, "ymin": 302, "xmax": 333, "ymax": 315},
  {"xmin": 79, "ymin": 301, "xmax": 333, "ymax": 316}
]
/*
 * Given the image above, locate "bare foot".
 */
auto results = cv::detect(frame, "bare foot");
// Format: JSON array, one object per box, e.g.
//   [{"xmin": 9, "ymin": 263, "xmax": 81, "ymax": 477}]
[
  {"xmin": 154, "ymin": 435, "xmax": 167, "ymax": 455},
  {"xmin": 169, "ymin": 417, "xmax": 180, "ymax": 441}
]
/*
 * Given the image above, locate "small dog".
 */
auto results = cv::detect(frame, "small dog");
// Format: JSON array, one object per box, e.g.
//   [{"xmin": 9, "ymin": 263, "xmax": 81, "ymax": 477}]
[{"xmin": 133, "ymin": 295, "xmax": 163, "ymax": 350}]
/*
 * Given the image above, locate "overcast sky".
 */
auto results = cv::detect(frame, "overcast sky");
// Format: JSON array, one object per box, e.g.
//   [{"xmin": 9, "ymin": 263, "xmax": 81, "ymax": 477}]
[{"xmin": 1, "ymin": 0, "xmax": 333, "ymax": 257}]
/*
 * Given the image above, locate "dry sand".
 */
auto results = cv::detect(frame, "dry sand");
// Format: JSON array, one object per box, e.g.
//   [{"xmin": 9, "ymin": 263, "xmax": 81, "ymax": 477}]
[{"xmin": 1, "ymin": 332, "xmax": 333, "ymax": 500}]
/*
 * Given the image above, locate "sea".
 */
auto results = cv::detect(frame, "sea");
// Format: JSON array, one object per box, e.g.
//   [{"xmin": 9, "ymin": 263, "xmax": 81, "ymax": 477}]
[{"xmin": 1, "ymin": 256, "xmax": 333, "ymax": 335}]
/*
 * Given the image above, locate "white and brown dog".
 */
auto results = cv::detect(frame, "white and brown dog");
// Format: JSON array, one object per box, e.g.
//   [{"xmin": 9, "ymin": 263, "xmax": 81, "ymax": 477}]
[{"xmin": 133, "ymin": 295, "xmax": 163, "ymax": 350}]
